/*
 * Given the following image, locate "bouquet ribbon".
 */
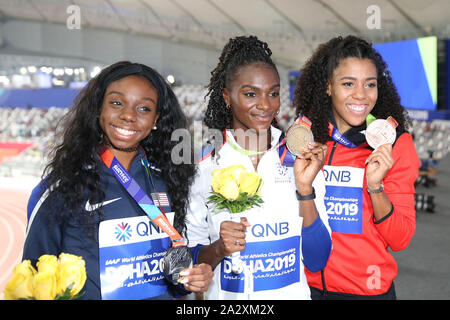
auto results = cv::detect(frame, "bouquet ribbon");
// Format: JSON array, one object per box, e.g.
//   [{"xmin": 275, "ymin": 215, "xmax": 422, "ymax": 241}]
[{"xmin": 99, "ymin": 146, "xmax": 186, "ymax": 247}]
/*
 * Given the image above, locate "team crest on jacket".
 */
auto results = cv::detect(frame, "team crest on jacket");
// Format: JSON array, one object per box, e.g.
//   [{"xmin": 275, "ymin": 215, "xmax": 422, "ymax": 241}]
[{"xmin": 275, "ymin": 163, "xmax": 290, "ymax": 184}]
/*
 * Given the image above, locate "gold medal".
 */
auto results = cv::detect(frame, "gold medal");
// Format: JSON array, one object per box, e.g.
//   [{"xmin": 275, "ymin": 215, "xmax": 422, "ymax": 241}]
[
  {"xmin": 366, "ymin": 116, "xmax": 398, "ymax": 149},
  {"xmin": 286, "ymin": 116, "xmax": 314, "ymax": 156}
]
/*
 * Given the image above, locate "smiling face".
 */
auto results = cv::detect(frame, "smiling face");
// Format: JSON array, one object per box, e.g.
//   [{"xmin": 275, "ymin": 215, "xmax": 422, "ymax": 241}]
[
  {"xmin": 327, "ymin": 57, "xmax": 378, "ymax": 133},
  {"xmin": 223, "ymin": 62, "xmax": 280, "ymax": 134},
  {"xmin": 99, "ymin": 75, "xmax": 159, "ymax": 161}
]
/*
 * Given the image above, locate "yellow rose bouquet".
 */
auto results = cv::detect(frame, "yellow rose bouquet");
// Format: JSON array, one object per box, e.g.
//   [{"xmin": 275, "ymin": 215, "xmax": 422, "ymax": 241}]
[
  {"xmin": 4, "ymin": 253, "xmax": 87, "ymax": 300},
  {"xmin": 207, "ymin": 165, "xmax": 263, "ymax": 274},
  {"xmin": 207, "ymin": 165, "xmax": 263, "ymax": 213}
]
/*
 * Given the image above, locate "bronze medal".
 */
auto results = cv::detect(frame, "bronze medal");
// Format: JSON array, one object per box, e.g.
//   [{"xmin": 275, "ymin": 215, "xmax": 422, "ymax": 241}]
[{"xmin": 366, "ymin": 117, "xmax": 398, "ymax": 149}]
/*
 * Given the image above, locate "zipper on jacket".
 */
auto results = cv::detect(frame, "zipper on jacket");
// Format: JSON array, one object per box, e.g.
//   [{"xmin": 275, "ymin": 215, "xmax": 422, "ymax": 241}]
[
  {"xmin": 320, "ymin": 270, "xmax": 328, "ymax": 297},
  {"xmin": 327, "ymin": 141, "xmax": 338, "ymax": 165}
]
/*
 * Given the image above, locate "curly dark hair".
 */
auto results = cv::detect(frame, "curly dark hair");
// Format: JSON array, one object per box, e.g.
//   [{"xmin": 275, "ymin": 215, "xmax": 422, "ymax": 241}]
[
  {"xmin": 293, "ymin": 35, "xmax": 410, "ymax": 143},
  {"xmin": 204, "ymin": 35, "xmax": 279, "ymax": 131},
  {"xmin": 43, "ymin": 61, "xmax": 196, "ymax": 235}
]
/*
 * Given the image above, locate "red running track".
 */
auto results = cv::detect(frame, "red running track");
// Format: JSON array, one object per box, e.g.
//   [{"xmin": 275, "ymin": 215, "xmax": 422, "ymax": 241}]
[
  {"xmin": 0, "ymin": 142, "xmax": 33, "ymax": 163},
  {"xmin": 0, "ymin": 189, "xmax": 29, "ymax": 299}
]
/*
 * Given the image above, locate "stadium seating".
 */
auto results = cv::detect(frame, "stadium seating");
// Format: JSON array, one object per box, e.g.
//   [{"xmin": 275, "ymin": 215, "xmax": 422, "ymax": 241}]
[{"xmin": 1, "ymin": 85, "xmax": 449, "ymax": 186}]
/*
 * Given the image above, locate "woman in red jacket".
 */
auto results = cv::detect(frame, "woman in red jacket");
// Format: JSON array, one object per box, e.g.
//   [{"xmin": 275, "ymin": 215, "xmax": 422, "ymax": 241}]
[{"xmin": 293, "ymin": 35, "xmax": 420, "ymax": 299}]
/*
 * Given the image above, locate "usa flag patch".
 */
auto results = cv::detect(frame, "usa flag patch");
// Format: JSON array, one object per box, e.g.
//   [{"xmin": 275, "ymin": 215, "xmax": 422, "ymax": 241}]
[{"xmin": 151, "ymin": 193, "xmax": 169, "ymax": 206}]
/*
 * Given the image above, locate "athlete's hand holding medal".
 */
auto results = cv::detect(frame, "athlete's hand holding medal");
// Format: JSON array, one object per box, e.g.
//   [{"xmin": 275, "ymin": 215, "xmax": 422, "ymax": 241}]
[
  {"xmin": 163, "ymin": 243, "xmax": 213, "ymax": 293},
  {"xmin": 286, "ymin": 116, "xmax": 327, "ymax": 191},
  {"xmin": 365, "ymin": 115, "xmax": 397, "ymax": 193},
  {"xmin": 207, "ymin": 116, "xmax": 327, "ymax": 275},
  {"xmin": 169, "ymin": 259, "xmax": 214, "ymax": 293}
]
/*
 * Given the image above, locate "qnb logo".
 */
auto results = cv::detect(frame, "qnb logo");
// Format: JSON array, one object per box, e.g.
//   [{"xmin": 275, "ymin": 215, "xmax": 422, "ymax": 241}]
[
  {"xmin": 115, "ymin": 222, "xmax": 132, "ymax": 242},
  {"xmin": 324, "ymin": 169, "xmax": 351, "ymax": 183}
]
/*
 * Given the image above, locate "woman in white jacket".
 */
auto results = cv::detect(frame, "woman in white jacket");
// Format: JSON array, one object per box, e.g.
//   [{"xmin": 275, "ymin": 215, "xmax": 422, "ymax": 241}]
[{"xmin": 185, "ymin": 36, "xmax": 332, "ymax": 300}]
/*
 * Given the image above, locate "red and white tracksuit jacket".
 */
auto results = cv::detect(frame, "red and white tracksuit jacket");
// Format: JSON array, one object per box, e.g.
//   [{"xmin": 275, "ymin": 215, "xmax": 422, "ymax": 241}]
[{"xmin": 305, "ymin": 131, "xmax": 420, "ymax": 296}]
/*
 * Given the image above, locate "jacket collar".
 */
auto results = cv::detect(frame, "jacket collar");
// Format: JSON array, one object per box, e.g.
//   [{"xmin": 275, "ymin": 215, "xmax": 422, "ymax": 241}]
[{"xmin": 328, "ymin": 113, "xmax": 367, "ymax": 147}]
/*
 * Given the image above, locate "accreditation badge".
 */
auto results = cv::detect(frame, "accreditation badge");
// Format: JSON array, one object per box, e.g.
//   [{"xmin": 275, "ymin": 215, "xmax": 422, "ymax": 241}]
[
  {"xmin": 219, "ymin": 214, "xmax": 302, "ymax": 295},
  {"xmin": 323, "ymin": 165, "xmax": 364, "ymax": 234},
  {"xmin": 98, "ymin": 213, "xmax": 174, "ymax": 300}
]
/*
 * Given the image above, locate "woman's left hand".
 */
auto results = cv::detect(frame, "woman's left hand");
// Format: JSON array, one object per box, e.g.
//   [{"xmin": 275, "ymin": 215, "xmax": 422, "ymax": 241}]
[
  {"xmin": 294, "ymin": 142, "xmax": 327, "ymax": 192},
  {"xmin": 179, "ymin": 263, "xmax": 214, "ymax": 293},
  {"xmin": 365, "ymin": 144, "xmax": 394, "ymax": 189}
]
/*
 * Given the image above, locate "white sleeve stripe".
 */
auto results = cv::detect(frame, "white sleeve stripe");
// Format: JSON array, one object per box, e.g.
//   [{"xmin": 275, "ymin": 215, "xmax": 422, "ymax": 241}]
[{"xmin": 26, "ymin": 187, "xmax": 51, "ymax": 237}]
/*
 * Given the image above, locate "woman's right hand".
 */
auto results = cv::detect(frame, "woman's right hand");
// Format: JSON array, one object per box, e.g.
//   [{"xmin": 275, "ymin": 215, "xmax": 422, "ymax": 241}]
[
  {"xmin": 294, "ymin": 142, "xmax": 327, "ymax": 193},
  {"xmin": 216, "ymin": 217, "xmax": 250, "ymax": 257}
]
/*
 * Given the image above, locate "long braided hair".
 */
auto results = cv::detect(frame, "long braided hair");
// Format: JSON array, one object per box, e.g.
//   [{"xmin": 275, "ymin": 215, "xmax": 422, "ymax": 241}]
[{"xmin": 204, "ymin": 35, "xmax": 279, "ymax": 131}]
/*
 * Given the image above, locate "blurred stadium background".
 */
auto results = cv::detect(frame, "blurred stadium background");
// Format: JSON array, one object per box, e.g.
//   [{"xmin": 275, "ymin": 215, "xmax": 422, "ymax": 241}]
[{"xmin": 0, "ymin": 0, "xmax": 449, "ymax": 299}]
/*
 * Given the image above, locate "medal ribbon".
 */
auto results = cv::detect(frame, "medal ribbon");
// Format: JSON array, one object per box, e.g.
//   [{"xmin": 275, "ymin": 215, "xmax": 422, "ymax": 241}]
[
  {"xmin": 386, "ymin": 116, "xmax": 399, "ymax": 129},
  {"xmin": 99, "ymin": 146, "xmax": 186, "ymax": 247},
  {"xmin": 293, "ymin": 115, "xmax": 312, "ymax": 128},
  {"xmin": 327, "ymin": 122, "xmax": 358, "ymax": 148}
]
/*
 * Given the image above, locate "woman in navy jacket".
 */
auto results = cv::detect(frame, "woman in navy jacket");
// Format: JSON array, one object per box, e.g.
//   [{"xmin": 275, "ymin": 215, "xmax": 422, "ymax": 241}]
[{"xmin": 23, "ymin": 61, "xmax": 213, "ymax": 299}]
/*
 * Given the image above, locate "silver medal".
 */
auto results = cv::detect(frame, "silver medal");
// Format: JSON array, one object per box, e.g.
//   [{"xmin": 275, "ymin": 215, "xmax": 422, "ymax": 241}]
[{"xmin": 162, "ymin": 245, "xmax": 193, "ymax": 285}]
